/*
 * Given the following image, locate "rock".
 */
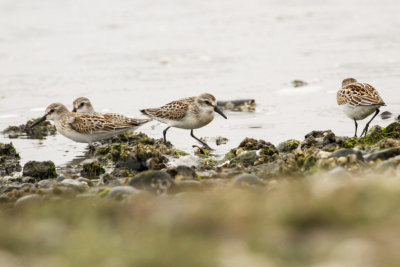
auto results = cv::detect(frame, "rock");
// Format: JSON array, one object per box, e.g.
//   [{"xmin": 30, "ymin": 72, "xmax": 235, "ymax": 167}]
[
  {"xmin": 216, "ymin": 136, "xmax": 228, "ymax": 146},
  {"xmin": 291, "ymin": 80, "xmax": 308, "ymax": 87},
  {"xmin": 301, "ymin": 130, "xmax": 336, "ymax": 151},
  {"xmin": 0, "ymin": 143, "xmax": 22, "ymax": 176},
  {"xmin": 330, "ymin": 148, "xmax": 364, "ymax": 161},
  {"xmin": 129, "ymin": 170, "xmax": 175, "ymax": 194},
  {"xmin": 325, "ymin": 167, "xmax": 351, "ymax": 179},
  {"xmin": 217, "ymin": 99, "xmax": 256, "ymax": 112},
  {"xmin": 230, "ymin": 151, "xmax": 259, "ymax": 167},
  {"xmin": 56, "ymin": 175, "xmax": 66, "ymax": 182},
  {"xmin": 253, "ymin": 162, "xmax": 280, "ymax": 179},
  {"xmin": 384, "ymin": 122, "xmax": 400, "ymax": 139},
  {"xmin": 2, "ymin": 117, "xmax": 56, "ymax": 139},
  {"xmin": 278, "ymin": 139, "xmax": 300, "ymax": 153},
  {"xmin": 22, "ymin": 161, "xmax": 57, "ymax": 179},
  {"xmin": 237, "ymin": 138, "xmax": 278, "ymax": 152},
  {"xmin": 37, "ymin": 179, "xmax": 56, "ymax": 188},
  {"xmin": 15, "ymin": 194, "xmax": 41, "ymax": 207},
  {"xmin": 60, "ymin": 179, "xmax": 88, "ymax": 192},
  {"xmin": 380, "ymin": 111, "xmax": 392, "ymax": 120},
  {"xmin": 374, "ymin": 158, "xmax": 400, "ymax": 173},
  {"xmin": 167, "ymin": 165, "xmax": 197, "ymax": 181},
  {"xmin": 365, "ymin": 147, "xmax": 400, "ymax": 162},
  {"xmin": 77, "ymin": 177, "xmax": 93, "ymax": 186},
  {"xmin": 80, "ymin": 160, "xmax": 105, "ymax": 179},
  {"xmin": 232, "ymin": 174, "xmax": 264, "ymax": 188},
  {"xmin": 108, "ymin": 186, "xmax": 141, "ymax": 199}
]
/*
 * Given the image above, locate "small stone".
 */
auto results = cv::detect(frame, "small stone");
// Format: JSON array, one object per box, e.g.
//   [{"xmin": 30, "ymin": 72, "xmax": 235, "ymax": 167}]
[
  {"xmin": 61, "ymin": 179, "xmax": 88, "ymax": 192},
  {"xmin": 167, "ymin": 165, "xmax": 197, "ymax": 181},
  {"xmin": 291, "ymin": 80, "xmax": 308, "ymax": 87},
  {"xmin": 56, "ymin": 175, "xmax": 66, "ymax": 182},
  {"xmin": 22, "ymin": 161, "xmax": 57, "ymax": 179},
  {"xmin": 232, "ymin": 174, "xmax": 264, "ymax": 188},
  {"xmin": 330, "ymin": 148, "xmax": 364, "ymax": 161},
  {"xmin": 77, "ymin": 177, "xmax": 93, "ymax": 186},
  {"xmin": 129, "ymin": 170, "xmax": 174, "ymax": 194},
  {"xmin": 326, "ymin": 167, "xmax": 351, "ymax": 179},
  {"xmin": 108, "ymin": 186, "xmax": 141, "ymax": 199},
  {"xmin": 380, "ymin": 111, "xmax": 392, "ymax": 120},
  {"xmin": 37, "ymin": 179, "xmax": 56, "ymax": 188},
  {"xmin": 15, "ymin": 194, "xmax": 41, "ymax": 207}
]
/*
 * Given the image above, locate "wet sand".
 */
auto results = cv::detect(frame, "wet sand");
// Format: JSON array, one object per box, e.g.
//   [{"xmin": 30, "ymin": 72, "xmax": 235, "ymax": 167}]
[{"xmin": 1, "ymin": 0, "xmax": 400, "ymax": 165}]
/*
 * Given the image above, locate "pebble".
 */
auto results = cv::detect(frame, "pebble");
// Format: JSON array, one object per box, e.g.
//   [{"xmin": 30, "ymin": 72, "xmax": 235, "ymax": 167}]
[
  {"xmin": 15, "ymin": 194, "xmax": 41, "ymax": 207},
  {"xmin": 61, "ymin": 179, "xmax": 89, "ymax": 192},
  {"xmin": 108, "ymin": 186, "xmax": 141, "ymax": 198}
]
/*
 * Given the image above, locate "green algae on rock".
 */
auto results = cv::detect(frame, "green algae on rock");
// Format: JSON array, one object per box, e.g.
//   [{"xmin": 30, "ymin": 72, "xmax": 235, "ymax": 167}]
[
  {"xmin": 278, "ymin": 139, "xmax": 301, "ymax": 153},
  {"xmin": 0, "ymin": 143, "xmax": 22, "ymax": 176},
  {"xmin": 2, "ymin": 117, "xmax": 56, "ymax": 139},
  {"xmin": 81, "ymin": 160, "xmax": 106, "ymax": 179},
  {"xmin": 22, "ymin": 161, "xmax": 57, "ymax": 180}
]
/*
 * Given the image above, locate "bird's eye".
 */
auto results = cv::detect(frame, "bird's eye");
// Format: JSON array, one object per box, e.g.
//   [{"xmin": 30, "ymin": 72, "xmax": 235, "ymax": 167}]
[
  {"xmin": 204, "ymin": 100, "xmax": 212, "ymax": 106},
  {"xmin": 79, "ymin": 103, "xmax": 84, "ymax": 108},
  {"xmin": 49, "ymin": 109, "xmax": 55, "ymax": 113}
]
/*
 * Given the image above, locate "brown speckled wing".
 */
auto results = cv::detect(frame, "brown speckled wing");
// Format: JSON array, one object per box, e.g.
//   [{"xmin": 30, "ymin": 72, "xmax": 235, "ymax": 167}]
[
  {"xmin": 103, "ymin": 113, "xmax": 151, "ymax": 126},
  {"xmin": 337, "ymin": 83, "xmax": 385, "ymax": 106},
  {"xmin": 69, "ymin": 114, "xmax": 132, "ymax": 134},
  {"xmin": 142, "ymin": 100, "xmax": 189, "ymax": 121}
]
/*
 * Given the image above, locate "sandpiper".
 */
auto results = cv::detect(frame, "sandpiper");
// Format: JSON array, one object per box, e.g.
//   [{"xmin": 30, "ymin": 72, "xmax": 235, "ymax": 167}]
[
  {"xmin": 140, "ymin": 93, "xmax": 227, "ymax": 149},
  {"xmin": 337, "ymin": 78, "xmax": 386, "ymax": 137},
  {"xmin": 31, "ymin": 103, "xmax": 138, "ymax": 148},
  {"xmin": 72, "ymin": 97, "xmax": 151, "ymax": 128}
]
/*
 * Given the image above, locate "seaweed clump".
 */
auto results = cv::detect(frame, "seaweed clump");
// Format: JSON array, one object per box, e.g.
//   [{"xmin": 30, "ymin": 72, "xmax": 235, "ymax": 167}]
[{"xmin": 2, "ymin": 117, "xmax": 56, "ymax": 139}]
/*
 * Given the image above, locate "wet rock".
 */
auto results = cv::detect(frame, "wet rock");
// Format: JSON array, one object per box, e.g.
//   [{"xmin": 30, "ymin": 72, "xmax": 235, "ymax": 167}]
[
  {"xmin": 301, "ymin": 130, "xmax": 337, "ymax": 151},
  {"xmin": 108, "ymin": 186, "xmax": 141, "ymax": 199},
  {"xmin": 365, "ymin": 147, "xmax": 400, "ymax": 162},
  {"xmin": 291, "ymin": 80, "xmax": 308, "ymax": 87},
  {"xmin": 60, "ymin": 179, "xmax": 88, "ymax": 192},
  {"xmin": 167, "ymin": 165, "xmax": 197, "ymax": 181},
  {"xmin": 384, "ymin": 122, "xmax": 400, "ymax": 139},
  {"xmin": 377, "ymin": 138, "xmax": 400, "ymax": 149},
  {"xmin": 238, "ymin": 138, "xmax": 278, "ymax": 152},
  {"xmin": 0, "ymin": 143, "xmax": 21, "ymax": 176},
  {"xmin": 2, "ymin": 117, "xmax": 56, "ymax": 139},
  {"xmin": 14, "ymin": 194, "xmax": 41, "ymax": 207},
  {"xmin": 22, "ymin": 161, "xmax": 57, "ymax": 180},
  {"xmin": 80, "ymin": 160, "xmax": 105, "ymax": 179},
  {"xmin": 232, "ymin": 174, "xmax": 264, "ymax": 188},
  {"xmin": 380, "ymin": 111, "xmax": 392, "ymax": 120},
  {"xmin": 37, "ymin": 179, "xmax": 56, "ymax": 188},
  {"xmin": 216, "ymin": 136, "xmax": 228, "ymax": 146},
  {"xmin": 0, "ymin": 183, "xmax": 22, "ymax": 194},
  {"xmin": 230, "ymin": 151, "xmax": 259, "ymax": 167},
  {"xmin": 129, "ymin": 170, "xmax": 175, "ymax": 194},
  {"xmin": 278, "ymin": 139, "xmax": 300, "ymax": 153},
  {"xmin": 330, "ymin": 148, "xmax": 364, "ymax": 161},
  {"xmin": 56, "ymin": 175, "xmax": 66, "ymax": 182}
]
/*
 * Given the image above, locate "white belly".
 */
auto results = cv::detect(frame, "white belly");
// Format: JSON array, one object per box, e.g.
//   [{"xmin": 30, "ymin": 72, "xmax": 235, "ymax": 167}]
[
  {"xmin": 340, "ymin": 104, "xmax": 380, "ymax": 121},
  {"xmin": 156, "ymin": 112, "xmax": 215, "ymax": 129},
  {"xmin": 56, "ymin": 123, "xmax": 127, "ymax": 143}
]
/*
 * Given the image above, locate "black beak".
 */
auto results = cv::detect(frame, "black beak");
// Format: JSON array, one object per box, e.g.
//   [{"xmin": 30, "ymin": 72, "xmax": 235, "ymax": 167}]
[
  {"xmin": 214, "ymin": 106, "xmax": 227, "ymax": 119},
  {"xmin": 30, "ymin": 115, "xmax": 47, "ymax": 128},
  {"xmin": 72, "ymin": 108, "xmax": 77, "ymax": 112}
]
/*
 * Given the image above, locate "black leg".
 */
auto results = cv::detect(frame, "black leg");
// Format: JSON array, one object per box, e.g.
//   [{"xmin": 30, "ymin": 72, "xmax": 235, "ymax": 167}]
[
  {"xmin": 88, "ymin": 143, "xmax": 95, "ymax": 152},
  {"xmin": 190, "ymin": 130, "xmax": 212, "ymax": 150},
  {"xmin": 163, "ymin": 127, "xmax": 171, "ymax": 144},
  {"xmin": 354, "ymin": 119, "xmax": 358, "ymax": 138},
  {"xmin": 360, "ymin": 109, "xmax": 380, "ymax": 137}
]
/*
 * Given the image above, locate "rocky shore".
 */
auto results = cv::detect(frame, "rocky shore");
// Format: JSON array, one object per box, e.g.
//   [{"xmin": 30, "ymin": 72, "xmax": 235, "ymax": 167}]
[{"xmin": 2, "ymin": 117, "xmax": 400, "ymax": 207}]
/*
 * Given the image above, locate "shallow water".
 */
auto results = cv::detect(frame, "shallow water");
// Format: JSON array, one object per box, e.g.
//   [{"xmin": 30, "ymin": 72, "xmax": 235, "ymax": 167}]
[{"xmin": 1, "ymin": 0, "xmax": 400, "ymax": 166}]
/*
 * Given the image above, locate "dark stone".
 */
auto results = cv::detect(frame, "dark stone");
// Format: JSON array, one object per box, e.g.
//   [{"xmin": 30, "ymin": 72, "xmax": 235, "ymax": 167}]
[
  {"xmin": 380, "ymin": 111, "xmax": 392, "ymax": 120},
  {"xmin": 129, "ymin": 170, "xmax": 175, "ymax": 194},
  {"xmin": 22, "ymin": 161, "xmax": 57, "ymax": 179},
  {"xmin": 230, "ymin": 151, "xmax": 259, "ymax": 167},
  {"xmin": 167, "ymin": 165, "xmax": 197, "ymax": 180},
  {"xmin": 291, "ymin": 80, "xmax": 308, "ymax": 87},
  {"xmin": 330, "ymin": 148, "xmax": 364, "ymax": 161},
  {"xmin": 80, "ymin": 160, "xmax": 105, "ymax": 179},
  {"xmin": 365, "ymin": 147, "xmax": 400, "ymax": 162}
]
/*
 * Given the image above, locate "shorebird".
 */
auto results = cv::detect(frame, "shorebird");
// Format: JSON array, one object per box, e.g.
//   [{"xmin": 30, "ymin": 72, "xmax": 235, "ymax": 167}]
[
  {"xmin": 140, "ymin": 93, "xmax": 227, "ymax": 149},
  {"xmin": 72, "ymin": 97, "xmax": 151, "ymax": 129},
  {"xmin": 31, "ymin": 103, "xmax": 139, "ymax": 148},
  {"xmin": 337, "ymin": 78, "xmax": 386, "ymax": 137}
]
